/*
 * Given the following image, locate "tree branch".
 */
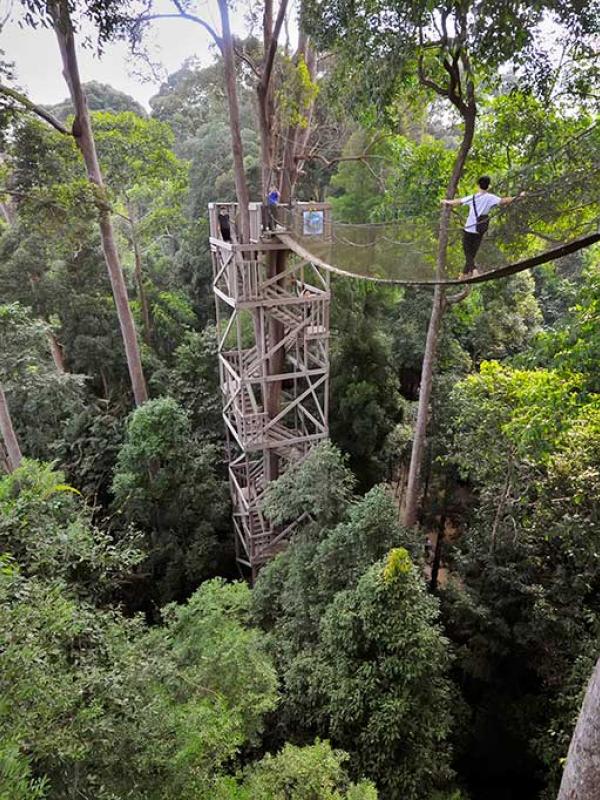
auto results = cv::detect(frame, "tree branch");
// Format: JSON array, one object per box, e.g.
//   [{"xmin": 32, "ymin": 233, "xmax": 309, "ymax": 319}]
[
  {"xmin": 443, "ymin": 53, "xmax": 469, "ymax": 116},
  {"xmin": 417, "ymin": 53, "xmax": 448, "ymax": 99},
  {"xmin": 0, "ymin": 83, "xmax": 72, "ymax": 136},
  {"xmin": 234, "ymin": 43, "xmax": 261, "ymax": 78},
  {"xmin": 294, "ymin": 152, "xmax": 377, "ymax": 168},
  {"xmin": 136, "ymin": 2, "xmax": 223, "ymax": 50},
  {"xmin": 446, "ymin": 285, "xmax": 472, "ymax": 304},
  {"xmin": 294, "ymin": 151, "xmax": 386, "ymax": 189},
  {"xmin": 262, "ymin": 0, "xmax": 289, "ymax": 92}
]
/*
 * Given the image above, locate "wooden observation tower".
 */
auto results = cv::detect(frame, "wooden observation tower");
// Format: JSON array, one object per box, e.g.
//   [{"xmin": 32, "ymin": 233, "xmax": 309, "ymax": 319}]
[{"xmin": 209, "ymin": 202, "xmax": 331, "ymax": 575}]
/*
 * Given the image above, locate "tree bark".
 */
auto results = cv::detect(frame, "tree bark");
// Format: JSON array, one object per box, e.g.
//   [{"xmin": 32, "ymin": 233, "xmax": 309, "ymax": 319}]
[
  {"xmin": 126, "ymin": 200, "xmax": 152, "ymax": 346},
  {"xmin": 403, "ymin": 105, "xmax": 476, "ymax": 527},
  {"xmin": 257, "ymin": 0, "xmax": 289, "ymax": 194},
  {"xmin": 257, "ymin": 0, "xmax": 298, "ymax": 481},
  {"xmin": 257, "ymin": 74, "xmax": 275, "ymax": 195},
  {"xmin": 0, "ymin": 385, "xmax": 22, "ymax": 472},
  {"xmin": 0, "ymin": 199, "xmax": 15, "ymax": 226},
  {"xmin": 558, "ymin": 656, "xmax": 600, "ymax": 799},
  {"xmin": 0, "ymin": 442, "xmax": 10, "ymax": 474},
  {"xmin": 49, "ymin": 0, "xmax": 148, "ymax": 407},
  {"xmin": 217, "ymin": 0, "xmax": 251, "ymax": 242},
  {"xmin": 48, "ymin": 330, "xmax": 66, "ymax": 373}
]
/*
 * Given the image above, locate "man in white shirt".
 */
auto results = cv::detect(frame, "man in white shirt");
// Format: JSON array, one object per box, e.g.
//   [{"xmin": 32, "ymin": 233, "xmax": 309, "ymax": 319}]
[{"xmin": 442, "ymin": 176, "xmax": 525, "ymax": 277}]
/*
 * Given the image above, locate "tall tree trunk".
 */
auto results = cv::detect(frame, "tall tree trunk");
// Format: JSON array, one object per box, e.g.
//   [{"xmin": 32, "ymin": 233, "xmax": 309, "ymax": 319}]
[
  {"xmin": 0, "ymin": 442, "xmax": 10, "ymax": 474},
  {"xmin": 217, "ymin": 0, "xmax": 251, "ymax": 242},
  {"xmin": 48, "ymin": 330, "xmax": 65, "ymax": 373},
  {"xmin": 403, "ymin": 108, "xmax": 475, "ymax": 527},
  {"xmin": 0, "ymin": 385, "xmax": 22, "ymax": 472},
  {"xmin": 258, "ymin": 0, "xmax": 293, "ymax": 481},
  {"xmin": 126, "ymin": 200, "xmax": 152, "ymax": 346},
  {"xmin": 257, "ymin": 71, "xmax": 275, "ymax": 195},
  {"xmin": 0, "ymin": 199, "xmax": 14, "ymax": 226},
  {"xmin": 258, "ymin": 0, "xmax": 289, "ymax": 195},
  {"xmin": 49, "ymin": 0, "xmax": 148, "ymax": 407},
  {"xmin": 558, "ymin": 656, "xmax": 600, "ymax": 799}
]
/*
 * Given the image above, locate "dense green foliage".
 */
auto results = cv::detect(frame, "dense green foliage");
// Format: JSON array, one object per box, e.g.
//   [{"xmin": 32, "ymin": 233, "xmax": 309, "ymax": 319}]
[
  {"xmin": 1, "ymin": 2, "xmax": 599, "ymax": 798},
  {"xmin": 111, "ymin": 396, "xmax": 229, "ymax": 604},
  {"xmin": 255, "ymin": 446, "xmax": 455, "ymax": 798}
]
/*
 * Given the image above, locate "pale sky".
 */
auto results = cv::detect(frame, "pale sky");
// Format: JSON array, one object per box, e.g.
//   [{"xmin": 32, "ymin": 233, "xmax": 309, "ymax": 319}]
[{"xmin": 0, "ymin": 0, "xmax": 264, "ymax": 109}]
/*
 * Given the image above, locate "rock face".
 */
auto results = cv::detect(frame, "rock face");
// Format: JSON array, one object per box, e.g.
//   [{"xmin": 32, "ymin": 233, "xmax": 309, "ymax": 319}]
[{"xmin": 558, "ymin": 656, "xmax": 600, "ymax": 800}]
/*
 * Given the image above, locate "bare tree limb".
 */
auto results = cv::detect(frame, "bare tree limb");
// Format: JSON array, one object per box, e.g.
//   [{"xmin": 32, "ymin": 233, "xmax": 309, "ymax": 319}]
[
  {"xmin": 446, "ymin": 285, "xmax": 472, "ymax": 304},
  {"xmin": 234, "ymin": 43, "xmax": 261, "ymax": 78},
  {"xmin": 294, "ymin": 151, "xmax": 386, "ymax": 190},
  {"xmin": 417, "ymin": 53, "xmax": 448, "ymax": 99},
  {"xmin": 136, "ymin": 1, "xmax": 223, "ymax": 50},
  {"xmin": 0, "ymin": 83, "xmax": 72, "ymax": 136}
]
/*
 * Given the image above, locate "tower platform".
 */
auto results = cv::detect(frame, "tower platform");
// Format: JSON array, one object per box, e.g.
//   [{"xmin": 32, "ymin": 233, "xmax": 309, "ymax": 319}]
[{"xmin": 209, "ymin": 202, "xmax": 331, "ymax": 574}]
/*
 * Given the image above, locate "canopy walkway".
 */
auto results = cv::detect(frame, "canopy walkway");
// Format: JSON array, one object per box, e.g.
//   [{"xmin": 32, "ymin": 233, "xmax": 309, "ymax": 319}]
[
  {"xmin": 278, "ymin": 229, "xmax": 600, "ymax": 286},
  {"xmin": 274, "ymin": 199, "xmax": 600, "ymax": 286},
  {"xmin": 210, "ymin": 197, "xmax": 599, "ymax": 575}
]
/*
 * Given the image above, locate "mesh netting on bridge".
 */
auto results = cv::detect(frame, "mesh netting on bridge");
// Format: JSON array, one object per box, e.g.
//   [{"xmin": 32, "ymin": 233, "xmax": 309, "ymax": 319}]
[
  {"xmin": 278, "ymin": 199, "xmax": 599, "ymax": 284},
  {"xmin": 277, "ymin": 158, "xmax": 600, "ymax": 284}
]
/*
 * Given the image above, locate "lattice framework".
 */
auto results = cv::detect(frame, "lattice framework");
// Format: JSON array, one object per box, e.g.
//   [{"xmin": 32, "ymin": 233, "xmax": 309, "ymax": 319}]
[{"xmin": 209, "ymin": 202, "xmax": 331, "ymax": 574}]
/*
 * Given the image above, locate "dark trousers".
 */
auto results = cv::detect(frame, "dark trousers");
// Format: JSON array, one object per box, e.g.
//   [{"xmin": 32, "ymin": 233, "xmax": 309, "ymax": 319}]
[
  {"xmin": 462, "ymin": 230, "xmax": 483, "ymax": 272},
  {"xmin": 263, "ymin": 204, "xmax": 277, "ymax": 230}
]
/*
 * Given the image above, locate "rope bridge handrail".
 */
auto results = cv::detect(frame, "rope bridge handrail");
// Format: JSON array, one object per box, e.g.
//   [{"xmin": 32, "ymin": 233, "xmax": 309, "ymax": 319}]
[{"xmin": 277, "ymin": 230, "xmax": 600, "ymax": 287}]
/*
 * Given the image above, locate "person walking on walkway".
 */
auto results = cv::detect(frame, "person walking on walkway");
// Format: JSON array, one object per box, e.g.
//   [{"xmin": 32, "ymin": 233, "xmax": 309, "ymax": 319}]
[{"xmin": 442, "ymin": 176, "xmax": 525, "ymax": 277}]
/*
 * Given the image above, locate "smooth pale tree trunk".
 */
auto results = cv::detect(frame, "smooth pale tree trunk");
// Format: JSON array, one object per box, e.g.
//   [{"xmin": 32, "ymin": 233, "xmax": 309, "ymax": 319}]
[
  {"xmin": 0, "ymin": 385, "xmax": 22, "ymax": 472},
  {"xmin": 259, "ymin": 0, "xmax": 274, "ymax": 192},
  {"xmin": 126, "ymin": 200, "xmax": 152, "ymax": 345},
  {"xmin": 557, "ymin": 656, "xmax": 600, "ymax": 799},
  {"xmin": 257, "ymin": 0, "xmax": 289, "ymax": 195},
  {"xmin": 48, "ymin": 330, "xmax": 65, "ymax": 373},
  {"xmin": 0, "ymin": 199, "xmax": 14, "ymax": 226},
  {"xmin": 403, "ymin": 108, "xmax": 475, "ymax": 527},
  {"xmin": 49, "ymin": 0, "xmax": 148, "ymax": 407},
  {"xmin": 257, "ymin": 76, "xmax": 275, "ymax": 195},
  {"xmin": 217, "ymin": 0, "xmax": 251, "ymax": 243},
  {"xmin": 260, "ymin": 20, "xmax": 315, "ymax": 481}
]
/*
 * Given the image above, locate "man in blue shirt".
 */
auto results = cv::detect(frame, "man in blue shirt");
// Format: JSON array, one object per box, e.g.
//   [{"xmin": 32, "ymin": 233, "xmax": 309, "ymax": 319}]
[
  {"xmin": 442, "ymin": 176, "xmax": 525, "ymax": 277},
  {"xmin": 266, "ymin": 185, "xmax": 280, "ymax": 230}
]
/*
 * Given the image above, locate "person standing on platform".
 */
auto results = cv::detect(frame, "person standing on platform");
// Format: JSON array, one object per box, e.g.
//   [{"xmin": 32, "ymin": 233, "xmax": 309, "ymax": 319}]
[
  {"xmin": 266, "ymin": 185, "xmax": 280, "ymax": 230},
  {"xmin": 442, "ymin": 176, "xmax": 525, "ymax": 277},
  {"xmin": 218, "ymin": 208, "xmax": 231, "ymax": 242}
]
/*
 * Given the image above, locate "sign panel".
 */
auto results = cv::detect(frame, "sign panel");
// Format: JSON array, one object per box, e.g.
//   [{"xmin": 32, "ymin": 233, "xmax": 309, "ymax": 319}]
[{"xmin": 303, "ymin": 210, "xmax": 324, "ymax": 236}]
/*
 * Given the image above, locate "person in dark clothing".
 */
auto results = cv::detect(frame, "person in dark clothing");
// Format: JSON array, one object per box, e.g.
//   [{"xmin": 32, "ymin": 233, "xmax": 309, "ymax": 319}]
[
  {"xmin": 218, "ymin": 209, "xmax": 231, "ymax": 242},
  {"xmin": 442, "ymin": 176, "xmax": 525, "ymax": 277}
]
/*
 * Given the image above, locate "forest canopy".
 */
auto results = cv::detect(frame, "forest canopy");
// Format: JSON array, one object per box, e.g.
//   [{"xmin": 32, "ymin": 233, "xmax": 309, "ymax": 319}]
[{"xmin": 0, "ymin": 1, "xmax": 599, "ymax": 798}]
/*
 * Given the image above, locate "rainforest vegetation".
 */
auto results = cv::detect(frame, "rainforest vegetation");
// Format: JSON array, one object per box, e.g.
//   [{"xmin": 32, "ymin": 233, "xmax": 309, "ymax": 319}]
[{"xmin": 0, "ymin": 1, "xmax": 599, "ymax": 798}]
